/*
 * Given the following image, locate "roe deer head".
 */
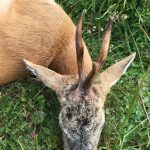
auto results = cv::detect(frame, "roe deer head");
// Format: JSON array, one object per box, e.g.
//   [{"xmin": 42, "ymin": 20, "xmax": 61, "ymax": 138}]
[{"xmin": 23, "ymin": 16, "xmax": 136, "ymax": 150}]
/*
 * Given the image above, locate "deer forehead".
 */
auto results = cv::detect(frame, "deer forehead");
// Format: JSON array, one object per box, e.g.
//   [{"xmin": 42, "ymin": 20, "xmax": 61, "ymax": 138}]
[{"xmin": 58, "ymin": 83, "xmax": 105, "ymax": 107}]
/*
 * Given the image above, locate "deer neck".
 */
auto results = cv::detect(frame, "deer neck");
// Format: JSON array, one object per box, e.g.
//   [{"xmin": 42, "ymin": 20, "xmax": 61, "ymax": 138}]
[{"xmin": 49, "ymin": 27, "xmax": 93, "ymax": 76}]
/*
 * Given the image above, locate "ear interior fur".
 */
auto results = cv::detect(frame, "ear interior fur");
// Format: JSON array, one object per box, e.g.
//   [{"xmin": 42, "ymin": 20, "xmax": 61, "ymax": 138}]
[
  {"xmin": 95, "ymin": 53, "xmax": 136, "ymax": 92},
  {"xmin": 23, "ymin": 60, "xmax": 38, "ymax": 76},
  {"xmin": 23, "ymin": 59, "xmax": 72, "ymax": 93}
]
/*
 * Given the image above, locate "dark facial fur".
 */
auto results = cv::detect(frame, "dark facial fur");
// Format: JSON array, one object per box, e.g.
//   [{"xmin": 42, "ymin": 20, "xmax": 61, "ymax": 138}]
[{"xmin": 59, "ymin": 87, "xmax": 105, "ymax": 150}]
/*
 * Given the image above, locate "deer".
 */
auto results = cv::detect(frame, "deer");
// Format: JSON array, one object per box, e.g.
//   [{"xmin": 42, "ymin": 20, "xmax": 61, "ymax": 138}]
[
  {"xmin": 0, "ymin": 0, "xmax": 136, "ymax": 149},
  {"xmin": 23, "ymin": 17, "xmax": 136, "ymax": 149}
]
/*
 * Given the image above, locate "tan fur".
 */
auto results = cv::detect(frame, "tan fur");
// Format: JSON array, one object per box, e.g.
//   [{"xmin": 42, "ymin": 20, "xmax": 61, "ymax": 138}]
[{"xmin": 0, "ymin": 0, "xmax": 92, "ymax": 85}]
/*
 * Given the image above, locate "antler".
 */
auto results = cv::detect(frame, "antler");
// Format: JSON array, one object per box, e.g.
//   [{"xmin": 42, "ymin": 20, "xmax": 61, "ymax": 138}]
[
  {"xmin": 97, "ymin": 16, "xmax": 116, "ymax": 71},
  {"xmin": 82, "ymin": 16, "xmax": 117, "ymax": 91},
  {"xmin": 75, "ymin": 15, "xmax": 84, "ymax": 88},
  {"xmin": 75, "ymin": 15, "xmax": 116, "ymax": 92},
  {"xmin": 83, "ymin": 62, "xmax": 99, "ymax": 91}
]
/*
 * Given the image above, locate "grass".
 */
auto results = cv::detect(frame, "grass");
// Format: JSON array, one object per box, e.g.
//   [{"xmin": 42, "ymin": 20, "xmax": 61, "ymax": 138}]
[{"xmin": 0, "ymin": 0, "xmax": 150, "ymax": 149}]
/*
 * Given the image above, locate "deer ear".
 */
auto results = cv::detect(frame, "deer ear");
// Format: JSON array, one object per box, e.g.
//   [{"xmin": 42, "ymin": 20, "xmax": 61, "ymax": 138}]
[
  {"xmin": 23, "ymin": 60, "xmax": 75, "ymax": 94},
  {"xmin": 94, "ymin": 53, "xmax": 136, "ymax": 93}
]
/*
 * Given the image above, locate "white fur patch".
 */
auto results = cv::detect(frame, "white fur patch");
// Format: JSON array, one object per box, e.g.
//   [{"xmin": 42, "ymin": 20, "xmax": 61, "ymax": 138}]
[
  {"xmin": 111, "ymin": 80, "xmax": 118, "ymax": 87},
  {"xmin": 0, "ymin": 0, "xmax": 13, "ymax": 13},
  {"xmin": 47, "ymin": 0, "xmax": 56, "ymax": 5},
  {"xmin": 23, "ymin": 59, "xmax": 38, "ymax": 76},
  {"xmin": 122, "ymin": 53, "xmax": 136, "ymax": 75}
]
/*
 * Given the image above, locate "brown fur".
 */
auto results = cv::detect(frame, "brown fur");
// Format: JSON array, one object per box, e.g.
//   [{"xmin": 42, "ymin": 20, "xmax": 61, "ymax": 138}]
[{"xmin": 0, "ymin": 0, "xmax": 92, "ymax": 85}]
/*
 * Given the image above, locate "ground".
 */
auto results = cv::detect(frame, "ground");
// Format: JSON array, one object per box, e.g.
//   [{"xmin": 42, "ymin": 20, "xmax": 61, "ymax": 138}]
[{"xmin": 0, "ymin": 0, "xmax": 150, "ymax": 149}]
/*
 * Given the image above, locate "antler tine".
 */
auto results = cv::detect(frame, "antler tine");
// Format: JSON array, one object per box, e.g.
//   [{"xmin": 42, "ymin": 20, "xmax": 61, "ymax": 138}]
[
  {"xmin": 83, "ymin": 62, "xmax": 99, "ymax": 91},
  {"xmin": 76, "ymin": 15, "xmax": 84, "ymax": 88},
  {"xmin": 97, "ymin": 16, "xmax": 116, "ymax": 71}
]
